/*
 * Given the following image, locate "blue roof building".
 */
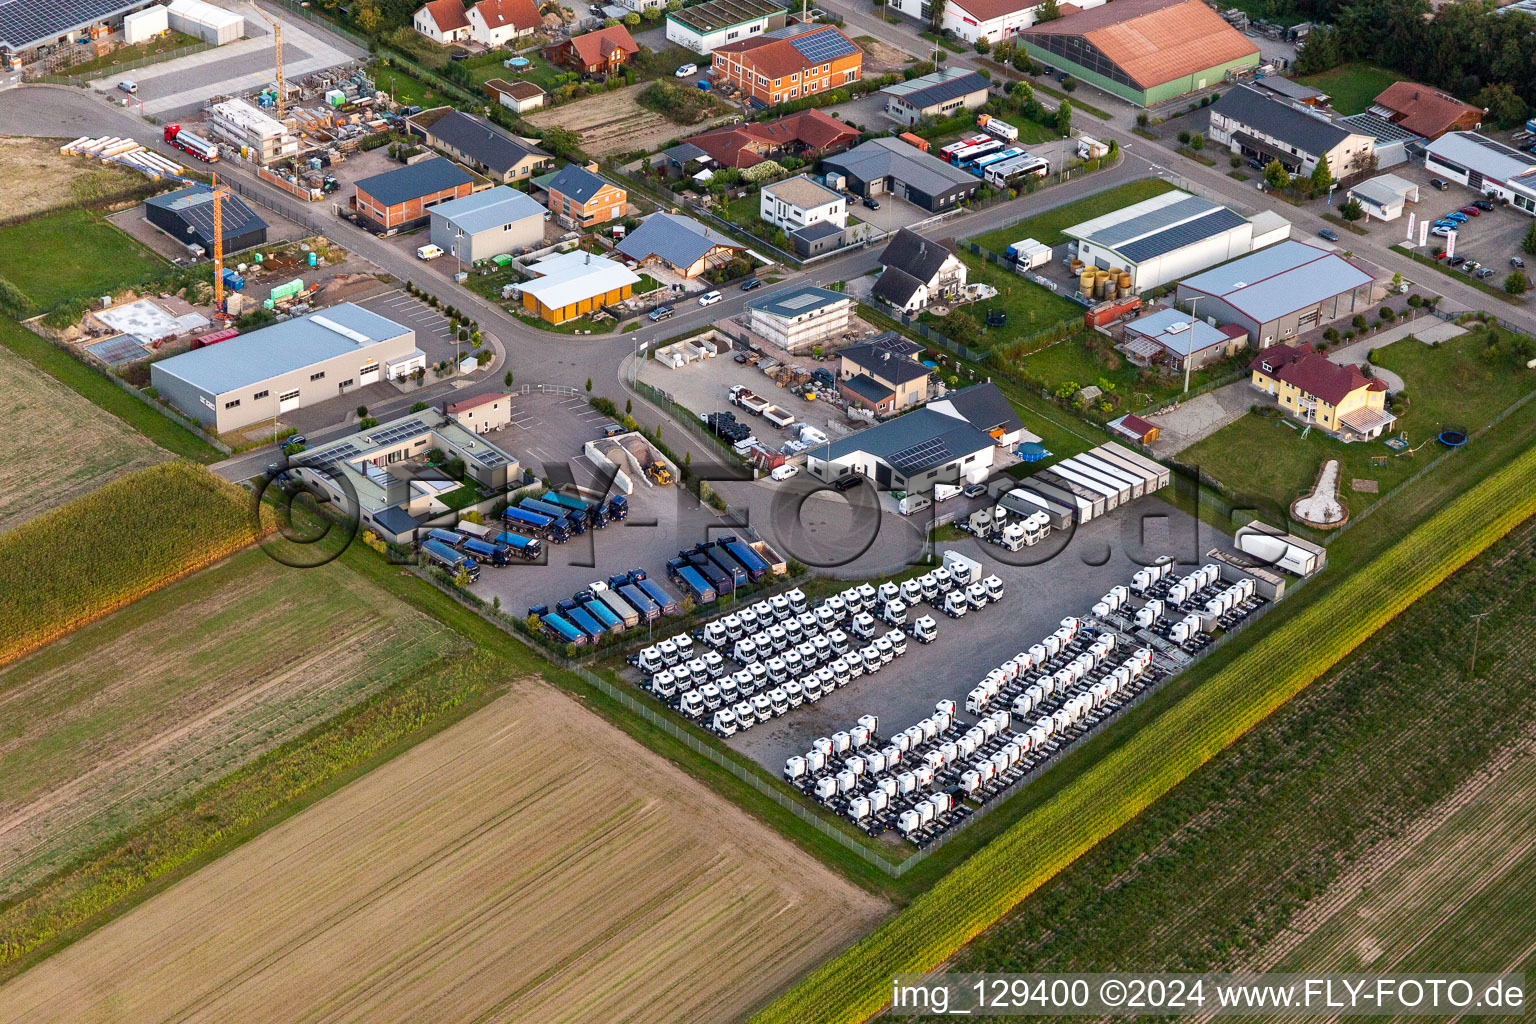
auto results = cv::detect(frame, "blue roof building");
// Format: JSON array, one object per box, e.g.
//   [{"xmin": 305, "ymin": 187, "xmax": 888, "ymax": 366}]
[
  {"xmin": 427, "ymin": 185, "xmax": 547, "ymax": 261},
  {"xmin": 615, "ymin": 213, "xmax": 744, "ymax": 278}
]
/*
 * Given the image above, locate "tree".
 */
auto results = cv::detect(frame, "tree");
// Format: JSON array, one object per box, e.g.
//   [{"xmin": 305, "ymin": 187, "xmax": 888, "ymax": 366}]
[
  {"xmin": 1136, "ymin": 112, "xmax": 1149, "ymax": 127},
  {"xmin": 1036, "ymin": 0, "xmax": 1061, "ymax": 21},
  {"xmin": 945, "ymin": 308, "xmax": 980, "ymax": 343},
  {"xmin": 1190, "ymin": 132, "xmax": 1205, "ymax": 152},
  {"xmin": 1054, "ymin": 99, "xmax": 1072, "ymax": 136},
  {"xmin": 1340, "ymin": 197, "xmax": 1365, "ymax": 221},
  {"xmin": 1263, "ymin": 159, "xmax": 1290, "ymax": 190},
  {"xmin": 623, "ymin": 12, "xmax": 640, "ymax": 26},
  {"xmin": 1061, "ymin": 76, "xmax": 1076, "ymax": 93},
  {"xmin": 625, "ymin": 398, "xmax": 632, "ymax": 414},
  {"xmin": 1310, "ymin": 159, "xmax": 1333, "ymax": 193},
  {"xmin": 356, "ymin": 405, "xmax": 369, "ymax": 418},
  {"xmin": 1293, "ymin": 24, "xmax": 1340, "ymax": 75},
  {"xmin": 1178, "ymin": 129, "xmax": 1192, "ymax": 145},
  {"xmin": 353, "ymin": 0, "xmax": 380, "ymax": 34},
  {"xmin": 585, "ymin": 376, "xmax": 593, "ymax": 392},
  {"xmin": 1506, "ymin": 271, "xmax": 1531, "ymax": 296},
  {"xmin": 1474, "ymin": 82, "xmax": 1527, "ymax": 130},
  {"xmin": 975, "ymin": 35, "xmax": 990, "ymax": 54},
  {"xmin": 504, "ymin": 369, "xmax": 514, "ymax": 387},
  {"xmin": 540, "ymin": 126, "xmax": 583, "ymax": 158},
  {"xmin": 1352, "ymin": 314, "xmax": 1368, "ymax": 331},
  {"xmin": 1230, "ymin": 153, "xmax": 1242, "ymax": 168},
  {"xmin": 1523, "ymin": 220, "xmax": 1536, "ymax": 256}
]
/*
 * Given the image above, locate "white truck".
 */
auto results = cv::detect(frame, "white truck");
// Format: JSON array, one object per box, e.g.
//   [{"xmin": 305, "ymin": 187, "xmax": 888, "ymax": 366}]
[
  {"xmin": 896, "ymin": 491, "xmax": 932, "ymax": 516},
  {"xmin": 416, "ymin": 244, "xmax": 445, "ymax": 260},
  {"xmin": 942, "ymin": 550, "xmax": 984, "ymax": 588}
]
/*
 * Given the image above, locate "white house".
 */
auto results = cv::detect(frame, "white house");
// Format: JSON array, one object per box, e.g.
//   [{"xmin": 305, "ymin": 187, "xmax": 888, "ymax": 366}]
[
  {"xmin": 666, "ymin": 0, "xmax": 787, "ymax": 55},
  {"xmin": 467, "ymin": 0, "xmax": 542, "ymax": 46},
  {"xmin": 414, "ymin": 0, "xmax": 472, "ymax": 43},
  {"xmin": 759, "ymin": 175, "xmax": 846, "ymax": 234},
  {"xmin": 871, "ymin": 228, "xmax": 968, "ymax": 314}
]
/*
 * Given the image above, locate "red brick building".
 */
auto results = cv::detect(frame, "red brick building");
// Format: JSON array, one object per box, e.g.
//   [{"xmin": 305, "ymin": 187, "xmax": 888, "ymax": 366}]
[
  {"xmin": 352, "ymin": 157, "xmax": 475, "ymax": 233},
  {"xmin": 709, "ymin": 24, "xmax": 862, "ymax": 108}
]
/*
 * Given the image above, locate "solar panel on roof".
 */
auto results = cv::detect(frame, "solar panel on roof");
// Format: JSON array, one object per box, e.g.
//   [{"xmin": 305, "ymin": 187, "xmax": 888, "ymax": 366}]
[
  {"xmin": 789, "ymin": 27, "xmax": 856, "ymax": 62},
  {"xmin": 888, "ymin": 438, "xmax": 949, "ymax": 473},
  {"xmin": 0, "ymin": 0, "xmax": 145, "ymax": 48},
  {"xmin": 1115, "ymin": 208, "xmax": 1247, "ymax": 263},
  {"xmin": 1088, "ymin": 195, "xmax": 1215, "ymax": 247}
]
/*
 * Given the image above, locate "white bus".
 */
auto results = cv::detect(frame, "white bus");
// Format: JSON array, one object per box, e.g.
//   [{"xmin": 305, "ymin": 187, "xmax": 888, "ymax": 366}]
[{"xmin": 983, "ymin": 153, "xmax": 1050, "ymax": 188}]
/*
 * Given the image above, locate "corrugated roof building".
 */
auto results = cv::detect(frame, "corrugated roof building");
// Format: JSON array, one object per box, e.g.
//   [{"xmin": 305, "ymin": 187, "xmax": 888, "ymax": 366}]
[
  {"xmin": 428, "ymin": 186, "xmax": 547, "ymax": 261},
  {"xmin": 1424, "ymin": 132, "xmax": 1536, "ymax": 216},
  {"xmin": 614, "ymin": 212, "xmax": 744, "ymax": 278},
  {"xmin": 145, "ymin": 184, "xmax": 268, "ymax": 255},
  {"xmin": 880, "ymin": 68, "xmax": 991, "ymax": 125},
  {"xmin": 1174, "ymin": 240, "xmax": 1376, "ymax": 348},
  {"xmin": 1019, "ymin": 0, "xmax": 1258, "ymax": 106},
  {"xmin": 822, "ymin": 137, "xmax": 981, "ymax": 212},
  {"xmin": 516, "ymin": 250, "xmax": 640, "ymax": 324}
]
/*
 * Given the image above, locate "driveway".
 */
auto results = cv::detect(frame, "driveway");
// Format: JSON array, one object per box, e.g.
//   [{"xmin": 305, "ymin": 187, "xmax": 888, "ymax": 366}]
[{"xmin": 1144, "ymin": 380, "xmax": 1254, "ymax": 458}]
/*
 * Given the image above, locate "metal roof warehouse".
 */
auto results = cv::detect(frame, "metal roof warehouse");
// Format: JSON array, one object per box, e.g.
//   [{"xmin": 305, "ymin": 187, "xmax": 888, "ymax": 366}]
[
  {"xmin": 1, "ymin": 0, "xmax": 156, "ymax": 52},
  {"xmin": 1063, "ymin": 189, "xmax": 1261, "ymax": 291},
  {"xmin": 1174, "ymin": 240, "xmax": 1375, "ymax": 347}
]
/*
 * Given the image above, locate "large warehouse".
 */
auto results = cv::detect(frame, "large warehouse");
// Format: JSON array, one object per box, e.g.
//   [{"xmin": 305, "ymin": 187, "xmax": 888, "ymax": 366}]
[
  {"xmin": 1, "ymin": 0, "xmax": 160, "ymax": 64},
  {"xmin": 1174, "ymin": 240, "xmax": 1376, "ymax": 349},
  {"xmin": 1424, "ymin": 132, "xmax": 1536, "ymax": 217},
  {"xmin": 144, "ymin": 184, "xmax": 268, "ymax": 256},
  {"xmin": 1063, "ymin": 189, "xmax": 1291, "ymax": 292},
  {"xmin": 1018, "ymin": 0, "xmax": 1259, "ymax": 107},
  {"xmin": 151, "ymin": 304, "xmax": 425, "ymax": 433}
]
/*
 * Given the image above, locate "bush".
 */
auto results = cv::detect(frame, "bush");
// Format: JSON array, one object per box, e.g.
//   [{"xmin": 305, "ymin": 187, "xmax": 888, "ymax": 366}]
[
  {"xmin": 1177, "ymin": 129, "xmax": 1192, "ymax": 145},
  {"xmin": 1230, "ymin": 154, "xmax": 1242, "ymax": 168},
  {"xmin": 1505, "ymin": 270, "xmax": 1530, "ymax": 295}
]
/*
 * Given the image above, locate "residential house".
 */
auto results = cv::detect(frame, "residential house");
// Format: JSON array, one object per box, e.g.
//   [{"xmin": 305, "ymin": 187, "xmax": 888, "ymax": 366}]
[
  {"xmin": 411, "ymin": 108, "xmax": 551, "ymax": 183},
  {"xmin": 821, "ymin": 136, "xmax": 981, "ymax": 212},
  {"xmin": 468, "ymin": 0, "xmax": 542, "ymax": 46},
  {"xmin": 1369, "ymin": 81, "xmax": 1482, "ymax": 140},
  {"xmin": 517, "ymin": 250, "xmax": 640, "ymax": 323},
  {"xmin": 838, "ymin": 334, "xmax": 932, "ymax": 411},
  {"xmin": 545, "ymin": 24, "xmax": 639, "ymax": 75},
  {"xmin": 413, "ymin": 0, "xmax": 472, "ymax": 43},
  {"xmin": 545, "ymin": 163, "xmax": 627, "ymax": 229},
  {"xmin": 681, "ymin": 108, "xmax": 860, "ymax": 169},
  {"xmin": 1118, "ymin": 305, "xmax": 1248, "ymax": 372},
  {"xmin": 745, "ymin": 284, "xmax": 851, "ymax": 354},
  {"xmin": 352, "ymin": 157, "xmax": 475, "ymax": 234},
  {"xmin": 759, "ymin": 174, "xmax": 846, "ymax": 233},
  {"xmin": 871, "ymin": 228, "xmax": 968, "ymax": 313},
  {"xmin": 1208, "ymin": 85, "xmax": 1375, "ymax": 178},
  {"xmin": 446, "ymin": 391, "xmax": 515, "ymax": 433},
  {"xmin": 615, "ymin": 212, "xmax": 744, "ymax": 278},
  {"xmin": 1249, "ymin": 343, "xmax": 1396, "ymax": 440},
  {"xmin": 708, "ymin": 23, "xmax": 862, "ymax": 108}
]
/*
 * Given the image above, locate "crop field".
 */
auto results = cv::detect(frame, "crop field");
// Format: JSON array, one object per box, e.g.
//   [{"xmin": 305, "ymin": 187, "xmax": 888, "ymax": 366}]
[
  {"xmin": 0, "ymin": 683, "xmax": 888, "ymax": 1024},
  {"xmin": 0, "ymin": 462, "xmax": 258, "ymax": 667},
  {"xmin": 888, "ymin": 513, "xmax": 1536, "ymax": 1012},
  {"xmin": 0, "ymin": 138, "xmax": 150, "ymax": 222},
  {"xmin": 0, "ymin": 341, "xmax": 170, "ymax": 532},
  {"xmin": 752, "ymin": 433, "xmax": 1536, "ymax": 1023},
  {"xmin": 524, "ymin": 83, "xmax": 731, "ymax": 157},
  {"xmin": 0, "ymin": 207, "xmax": 164, "ymax": 313},
  {"xmin": 0, "ymin": 549, "xmax": 465, "ymax": 898}
]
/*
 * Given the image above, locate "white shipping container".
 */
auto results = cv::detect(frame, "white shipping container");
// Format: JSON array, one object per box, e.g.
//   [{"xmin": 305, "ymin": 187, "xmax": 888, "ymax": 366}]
[{"xmin": 123, "ymin": 5, "xmax": 169, "ymax": 45}]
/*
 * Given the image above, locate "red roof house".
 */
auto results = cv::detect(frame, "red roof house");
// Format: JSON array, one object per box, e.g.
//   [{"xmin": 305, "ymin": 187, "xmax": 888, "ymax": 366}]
[{"xmin": 545, "ymin": 24, "xmax": 639, "ymax": 75}]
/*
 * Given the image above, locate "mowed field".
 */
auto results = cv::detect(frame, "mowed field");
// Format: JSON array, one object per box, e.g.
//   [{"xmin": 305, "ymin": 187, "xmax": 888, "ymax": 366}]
[
  {"xmin": 0, "ymin": 682, "xmax": 888, "ymax": 1024},
  {"xmin": 0, "ymin": 340, "xmax": 171, "ymax": 532},
  {"xmin": 0, "ymin": 549, "xmax": 465, "ymax": 897}
]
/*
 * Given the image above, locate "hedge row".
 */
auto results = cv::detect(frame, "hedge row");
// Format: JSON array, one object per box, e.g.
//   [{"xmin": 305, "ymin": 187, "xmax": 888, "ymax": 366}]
[
  {"xmin": 752, "ymin": 444, "xmax": 1536, "ymax": 1024},
  {"xmin": 0, "ymin": 462, "xmax": 259, "ymax": 667}
]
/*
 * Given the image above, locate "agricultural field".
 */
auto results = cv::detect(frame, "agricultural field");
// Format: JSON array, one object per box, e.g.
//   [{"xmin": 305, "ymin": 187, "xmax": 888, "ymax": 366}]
[
  {"xmin": 524, "ymin": 82, "xmax": 733, "ymax": 157},
  {"xmin": 0, "ymin": 207, "xmax": 165, "ymax": 313},
  {"xmin": 893, "ymin": 512, "xmax": 1536, "ymax": 1018},
  {"xmin": 969, "ymin": 178, "xmax": 1177, "ymax": 251},
  {"xmin": 0, "ymin": 138, "xmax": 150, "ymax": 222},
  {"xmin": 0, "ymin": 683, "xmax": 888, "ymax": 1023},
  {"xmin": 0, "ymin": 549, "xmax": 465, "ymax": 897},
  {"xmin": 1180, "ymin": 324, "xmax": 1536, "ymax": 518},
  {"xmin": 0, "ymin": 341, "xmax": 170, "ymax": 532},
  {"xmin": 1295, "ymin": 62, "xmax": 1407, "ymax": 115}
]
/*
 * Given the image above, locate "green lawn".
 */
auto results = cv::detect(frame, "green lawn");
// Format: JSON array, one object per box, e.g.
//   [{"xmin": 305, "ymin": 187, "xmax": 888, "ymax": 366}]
[
  {"xmin": 1295, "ymin": 63, "xmax": 1407, "ymax": 115},
  {"xmin": 0, "ymin": 208, "xmax": 165, "ymax": 311},
  {"xmin": 373, "ymin": 64, "xmax": 455, "ymax": 110},
  {"xmin": 969, "ymin": 178, "xmax": 1177, "ymax": 250},
  {"xmin": 921, "ymin": 252, "xmax": 1080, "ymax": 342},
  {"xmin": 58, "ymin": 30, "xmax": 202, "ymax": 78},
  {"xmin": 1180, "ymin": 324, "xmax": 1536, "ymax": 517},
  {"xmin": 1014, "ymin": 333, "xmax": 1230, "ymax": 414}
]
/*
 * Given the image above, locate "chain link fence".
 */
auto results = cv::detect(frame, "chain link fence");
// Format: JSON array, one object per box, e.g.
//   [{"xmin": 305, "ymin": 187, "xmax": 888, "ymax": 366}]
[{"xmin": 41, "ymin": 42, "xmax": 214, "ymax": 87}]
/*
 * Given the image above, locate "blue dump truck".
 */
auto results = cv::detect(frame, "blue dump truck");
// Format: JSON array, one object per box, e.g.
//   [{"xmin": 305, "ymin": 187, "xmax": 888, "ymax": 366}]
[
  {"xmin": 667, "ymin": 557, "xmax": 717, "ymax": 605},
  {"xmin": 606, "ymin": 494, "xmax": 629, "ymax": 521},
  {"xmin": 685, "ymin": 551, "xmax": 733, "ymax": 595},
  {"xmin": 503, "ymin": 505, "xmax": 570, "ymax": 544},
  {"xmin": 702, "ymin": 543, "xmax": 749, "ymax": 589},
  {"xmin": 520, "ymin": 497, "xmax": 584, "ymax": 535},
  {"xmin": 578, "ymin": 595, "xmax": 624, "ymax": 633},
  {"xmin": 557, "ymin": 599, "xmax": 607, "ymax": 640},
  {"xmin": 542, "ymin": 491, "xmax": 607, "ymax": 528},
  {"xmin": 422, "ymin": 539, "xmax": 480, "ymax": 582},
  {"xmin": 427, "ymin": 527, "xmax": 469, "ymax": 548},
  {"xmin": 636, "ymin": 577, "xmax": 680, "ymax": 617},
  {"xmin": 493, "ymin": 531, "xmax": 543, "ymax": 561},
  {"xmin": 539, "ymin": 610, "xmax": 586, "ymax": 646},
  {"xmin": 720, "ymin": 535, "xmax": 770, "ymax": 582},
  {"xmin": 618, "ymin": 583, "xmax": 661, "ymax": 623},
  {"xmin": 461, "ymin": 537, "xmax": 512, "ymax": 566}
]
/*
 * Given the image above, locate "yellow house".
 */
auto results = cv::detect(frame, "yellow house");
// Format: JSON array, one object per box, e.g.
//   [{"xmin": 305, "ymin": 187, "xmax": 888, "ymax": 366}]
[
  {"xmin": 1249, "ymin": 343, "xmax": 1396, "ymax": 440},
  {"xmin": 516, "ymin": 250, "xmax": 640, "ymax": 325}
]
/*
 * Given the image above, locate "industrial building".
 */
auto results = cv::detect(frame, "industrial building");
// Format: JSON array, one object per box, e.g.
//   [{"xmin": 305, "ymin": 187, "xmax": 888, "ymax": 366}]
[
  {"xmin": 1018, "ymin": 0, "xmax": 1259, "ymax": 107},
  {"xmin": 291, "ymin": 410, "xmax": 522, "ymax": 544},
  {"xmin": 445, "ymin": 391, "xmax": 514, "ymax": 433},
  {"xmin": 122, "ymin": 5, "xmax": 167, "ymax": 45},
  {"xmin": 209, "ymin": 99, "xmax": 298, "ymax": 165},
  {"xmin": 1174, "ymin": 240, "xmax": 1376, "ymax": 349},
  {"xmin": 428, "ymin": 186, "xmax": 546, "ymax": 262},
  {"xmin": 1208, "ymin": 86, "xmax": 1375, "ymax": 179},
  {"xmin": 708, "ymin": 23, "xmax": 862, "ymax": 108},
  {"xmin": 665, "ymin": 0, "xmax": 787, "ymax": 54},
  {"xmin": 744, "ymin": 285, "xmax": 851, "ymax": 354},
  {"xmin": 879, "ymin": 68, "xmax": 991, "ymax": 126},
  {"xmin": 353, "ymin": 157, "xmax": 475, "ymax": 234},
  {"xmin": 806, "ymin": 382, "xmax": 1036, "ymax": 489},
  {"xmin": 616, "ymin": 213, "xmax": 744, "ymax": 279},
  {"xmin": 412, "ymin": 108, "xmax": 551, "ymax": 183},
  {"xmin": 165, "ymin": 0, "xmax": 242, "ymax": 44},
  {"xmin": 822, "ymin": 137, "xmax": 981, "ymax": 213},
  {"xmin": 151, "ymin": 304, "xmax": 425, "ymax": 433},
  {"xmin": 1344, "ymin": 174, "xmax": 1419, "ymax": 222},
  {"xmin": 1424, "ymin": 132, "xmax": 1536, "ymax": 216},
  {"xmin": 1063, "ymin": 189, "xmax": 1291, "ymax": 293},
  {"xmin": 516, "ymin": 250, "xmax": 639, "ymax": 324},
  {"xmin": 1119, "ymin": 306, "xmax": 1248, "ymax": 372},
  {"xmin": 2, "ymin": 1, "xmax": 165, "ymax": 64},
  {"xmin": 144, "ymin": 183, "xmax": 268, "ymax": 255},
  {"xmin": 759, "ymin": 174, "xmax": 846, "ymax": 234}
]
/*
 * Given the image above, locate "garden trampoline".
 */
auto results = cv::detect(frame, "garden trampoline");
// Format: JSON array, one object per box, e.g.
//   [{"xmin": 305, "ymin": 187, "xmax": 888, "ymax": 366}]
[{"xmin": 1438, "ymin": 427, "xmax": 1469, "ymax": 448}]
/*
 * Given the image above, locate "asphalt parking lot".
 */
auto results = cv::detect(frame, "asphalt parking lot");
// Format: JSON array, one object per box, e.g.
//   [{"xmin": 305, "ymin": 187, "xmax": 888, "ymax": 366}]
[
  {"xmin": 360, "ymin": 289, "xmax": 466, "ymax": 369},
  {"xmin": 1359, "ymin": 161, "xmax": 1532, "ymax": 273},
  {"xmin": 721, "ymin": 495, "xmax": 1238, "ymax": 771}
]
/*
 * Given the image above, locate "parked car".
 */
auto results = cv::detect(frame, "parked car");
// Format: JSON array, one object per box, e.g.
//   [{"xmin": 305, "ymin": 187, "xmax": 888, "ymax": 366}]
[
  {"xmin": 649, "ymin": 305, "xmax": 674, "ymax": 321},
  {"xmin": 1444, "ymin": 212, "xmax": 1468, "ymax": 223},
  {"xmin": 862, "ymin": 195, "xmax": 880, "ymax": 209},
  {"xmin": 1247, "ymin": 157, "xmax": 1265, "ymax": 171},
  {"xmin": 830, "ymin": 474, "xmax": 863, "ymax": 492},
  {"xmin": 1459, "ymin": 206, "xmax": 1481, "ymax": 216},
  {"xmin": 1448, "ymin": 255, "xmax": 1466, "ymax": 267},
  {"xmin": 602, "ymin": 422, "xmax": 626, "ymax": 437},
  {"xmin": 1431, "ymin": 227, "xmax": 1453, "ymax": 237},
  {"xmin": 1473, "ymin": 199, "xmax": 1494, "ymax": 211},
  {"xmin": 770, "ymin": 464, "xmax": 800, "ymax": 481},
  {"xmin": 1319, "ymin": 227, "xmax": 1340, "ymax": 241},
  {"xmin": 117, "ymin": 80, "xmax": 138, "ymax": 94},
  {"xmin": 698, "ymin": 290, "xmax": 722, "ymax": 306},
  {"xmin": 1434, "ymin": 250, "xmax": 1450, "ymax": 260},
  {"xmin": 1476, "ymin": 267, "xmax": 1496, "ymax": 279},
  {"xmin": 1042, "ymin": 65, "xmax": 1057, "ymax": 75},
  {"xmin": 1430, "ymin": 178, "xmax": 1450, "ymax": 190},
  {"xmin": 962, "ymin": 482, "xmax": 987, "ymax": 498},
  {"xmin": 740, "ymin": 278, "xmax": 762, "ymax": 291},
  {"xmin": 1462, "ymin": 260, "xmax": 1481, "ymax": 273},
  {"xmin": 675, "ymin": 63, "xmax": 697, "ymax": 77},
  {"xmin": 1511, "ymin": 256, "xmax": 1526, "ymax": 268},
  {"xmin": 416, "ymin": 244, "xmax": 445, "ymax": 260},
  {"xmin": 289, "ymin": 434, "xmax": 307, "ymax": 447}
]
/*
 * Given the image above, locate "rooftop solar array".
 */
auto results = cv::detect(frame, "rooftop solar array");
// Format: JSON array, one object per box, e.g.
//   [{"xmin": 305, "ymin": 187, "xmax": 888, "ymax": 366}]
[
  {"xmin": 365, "ymin": 418, "xmax": 430, "ymax": 448},
  {"xmin": 1115, "ymin": 207, "xmax": 1247, "ymax": 263},
  {"xmin": 0, "ymin": 0, "xmax": 144, "ymax": 49},
  {"xmin": 1338, "ymin": 112, "xmax": 1420, "ymax": 145},
  {"xmin": 789, "ymin": 26, "xmax": 857, "ymax": 63},
  {"xmin": 888, "ymin": 437, "xmax": 950, "ymax": 474},
  {"xmin": 470, "ymin": 446, "xmax": 509, "ymax": 468},
  {"xmin": 85, "ymin": 334, "xmax": 150, "ymax": 366},
  {"xmin": 148, "ymin": 186, "xmax": 267, "ymax": 242}
]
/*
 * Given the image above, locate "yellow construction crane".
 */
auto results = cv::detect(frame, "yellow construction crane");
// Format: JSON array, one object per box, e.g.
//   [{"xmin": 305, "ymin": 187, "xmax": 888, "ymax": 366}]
[
  {"xmin": 210, "ymin": 171, "xmax": 233, "ymax": 315},
  {"xmin": 246, "ymin": 1, "xmax": 286, "ymax": 119}
]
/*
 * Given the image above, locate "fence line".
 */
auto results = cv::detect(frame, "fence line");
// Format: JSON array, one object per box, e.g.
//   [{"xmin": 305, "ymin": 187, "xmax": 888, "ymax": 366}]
[{"xmin": 42, "ymin": 41, "xmax": 214, "ymax": 87}]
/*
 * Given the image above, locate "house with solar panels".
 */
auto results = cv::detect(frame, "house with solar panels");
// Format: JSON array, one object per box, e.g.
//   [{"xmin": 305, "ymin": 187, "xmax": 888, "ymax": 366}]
[
  {"xmin": 1062, "ymin": 189, "xmax": 1290, "ymax": 293},
  {"xmin": 880, "ymin": 69, "xmax": 991, "ymax": 126},
  {"xmin": 144, "ymin": 184, "xmax": 268, "ymax": 257},
  {"xmin": 150, "ymin": 304, "xmax": 426, "ymax": 433},
  {"xmin": 708, "ymin": 23, "xmax": 862, "ymax": 108},
  {"xmin": 805, "ymin": 382, "xmax": 1036, "ymax": 490},
  {"xmin": 289, "ymin": 409, "xmax": 522, "ymax": 543}
]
